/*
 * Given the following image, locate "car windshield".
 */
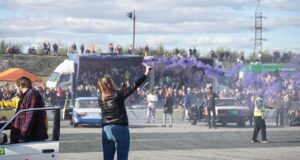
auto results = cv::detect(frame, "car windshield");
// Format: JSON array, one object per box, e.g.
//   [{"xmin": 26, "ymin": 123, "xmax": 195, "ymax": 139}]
[
  {"xmin": 216, "ymin": 99, "xmax": 241, "ymax": 106},
  {"xmin": 78, "ymin": 100, "xmax": 99, "ymax": 108}
]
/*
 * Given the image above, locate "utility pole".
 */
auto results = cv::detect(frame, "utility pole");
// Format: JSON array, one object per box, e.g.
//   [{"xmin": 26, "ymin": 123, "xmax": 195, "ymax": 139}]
[
  {"xmin": 127, "ymin": 10, "xmax": 136, "ymax": 54},
  {"xmin": 253, "ymin": 0, "xmax": 266, "ymax": 55}
]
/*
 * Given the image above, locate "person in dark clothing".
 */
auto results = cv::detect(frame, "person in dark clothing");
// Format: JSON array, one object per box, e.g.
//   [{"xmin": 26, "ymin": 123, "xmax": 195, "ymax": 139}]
[
  {"xmin": 275, "ymin": 106, "xmax": 284, "ymax": 127},
  {"xmin": 55, "ymin": 87, "xmax": 65, "ymax": 107},
  {"xmin": 97, "ymin": 64, "xmax": 151, "ymax": 160},
  {"xmin": 64, "ymin": 85, "xmax": 73, "ymax": 100},
  {"xmin": 44, "ymin": 88, "xmax": 54, "ymax": 107},
  {"xmin": 10, "ymin": 77, "xmax": 48, "ymax": 143},
  {"xmin": 80, "ymin": 44, "xmax": 85, "ymax": 54},
  {"xmin": 81, "ymin": 85, "xmax": 91, "ymax": 97},
  {"xmin": 52, "ymin": 43, "xmax": 58, "ymax": 56},
  {"xmin": 181, "ymin": 88, "xmax": 191, "ymax": 120},
  {"xmin": 162, "ymin": 89, "xmax": 174, "ymax": 127},
  {"xmin": 205, "ymin": 86, "xmax": 218, "ymax": 129}
]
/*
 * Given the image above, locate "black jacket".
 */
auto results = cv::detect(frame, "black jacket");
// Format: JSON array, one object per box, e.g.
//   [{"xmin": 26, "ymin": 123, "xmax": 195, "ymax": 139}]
[
  {"xmin": 99, "ymin": 75, "xmax": 147, "ymax": 126},
  {"xmin": 163, "ymin": 96, "xmax": 174, "ymax": 114}
]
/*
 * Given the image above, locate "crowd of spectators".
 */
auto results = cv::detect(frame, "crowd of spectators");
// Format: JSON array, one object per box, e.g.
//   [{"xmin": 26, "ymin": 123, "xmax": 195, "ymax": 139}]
[
  {"xmin": 99, "ymin": 55, "xmax": 298, "ymax": 116},
  {"xmin": 3, "ymin": 54, "xmax": 298, "ymax": 110},
  {"xmin": 1, "ymin": 48, "xmax": 299, "ymax": 124},
  {"xmin": 0, "ymin": 83, "xmax": 13, "ymax": 100},
  {"xmin": 68, "ymin": 43, "xmax": 97, "ymax": 54},
  {"xmin": 5, "ymin": 46, "xmax": 21, "ymax": 55},
  {"xmin": 27, "ymin": 42, "xmax": 59, "ymax": 56},
  {"xmin": 272, "ymin": 51, "xmax": 292, "ymax": 63},
  {"xmin": 0, "ymin": 84, "xmax": 67, "ymax": 108}
]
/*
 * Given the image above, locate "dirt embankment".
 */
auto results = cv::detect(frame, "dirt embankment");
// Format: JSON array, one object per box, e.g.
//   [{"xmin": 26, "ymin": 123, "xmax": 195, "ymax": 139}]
[{"xmin": 0, "ymin": 54, "xmax": 65, "ymax": 77}]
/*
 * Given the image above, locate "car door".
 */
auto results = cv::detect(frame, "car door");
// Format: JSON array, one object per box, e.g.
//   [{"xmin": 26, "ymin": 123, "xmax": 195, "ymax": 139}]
[
  {"xmin": 0, "ymin": 141, "xmax": 59, "ymax": 160},
  {"xmin": 0, "ymin": 107, "xmax": 61, "ymax": 160}
]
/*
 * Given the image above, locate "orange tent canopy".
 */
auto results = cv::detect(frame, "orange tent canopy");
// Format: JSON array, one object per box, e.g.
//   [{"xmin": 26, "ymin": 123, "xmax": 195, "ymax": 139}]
[{"xmin": 0, "ymin": 68, "xmax": 42, "ymax": 82}]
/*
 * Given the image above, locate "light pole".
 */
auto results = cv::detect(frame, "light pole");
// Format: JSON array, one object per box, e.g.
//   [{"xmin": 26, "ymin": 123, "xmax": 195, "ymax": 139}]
[{"xmin": 127, "ymin": 10, "xmax": 136, "ymax": 54}]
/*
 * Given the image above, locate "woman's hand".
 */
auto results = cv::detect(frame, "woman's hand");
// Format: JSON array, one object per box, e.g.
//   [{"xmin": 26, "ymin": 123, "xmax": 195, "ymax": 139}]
[{"xmin": 143, "ymin": 63, "xmax": 152, "ymax": 76}]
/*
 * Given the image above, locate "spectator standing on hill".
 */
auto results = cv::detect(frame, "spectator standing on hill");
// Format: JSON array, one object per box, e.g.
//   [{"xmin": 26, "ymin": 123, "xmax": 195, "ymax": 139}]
[
  {"xmin": 71, "ymin": 43, "xmax": 77, "ymax": 54},
  {"xmin": 52, "ymin": 43, "xmax": 58, "ymax": 56},
  {"xmin": 80, "ymin": 44, "xmax": 85, "ymax": 54}
]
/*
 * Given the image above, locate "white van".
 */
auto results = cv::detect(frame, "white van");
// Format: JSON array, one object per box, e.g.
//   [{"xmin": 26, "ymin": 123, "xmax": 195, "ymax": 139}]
[{"xmin": 46, "ymin": 59, "xmax": 74, "ymax": 91}]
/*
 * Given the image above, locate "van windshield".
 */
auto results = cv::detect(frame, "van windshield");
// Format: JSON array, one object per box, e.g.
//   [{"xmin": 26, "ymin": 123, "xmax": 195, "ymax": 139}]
[{"xmin": 49, "ymin": 72, "xmax": 60, "ymax": 82}]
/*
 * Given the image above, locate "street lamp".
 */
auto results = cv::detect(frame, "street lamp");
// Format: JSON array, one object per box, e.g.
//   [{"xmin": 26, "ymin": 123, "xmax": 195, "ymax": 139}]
[{"xmin": 127, "ymin": 10, "xmax": 136, "ymax": 54}]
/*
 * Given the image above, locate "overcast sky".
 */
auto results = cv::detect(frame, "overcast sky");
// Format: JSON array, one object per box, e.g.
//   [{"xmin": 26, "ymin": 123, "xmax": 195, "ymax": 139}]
[{"xmin": 0, "ymin": 0, "xmax": 299, "ymax": 54}]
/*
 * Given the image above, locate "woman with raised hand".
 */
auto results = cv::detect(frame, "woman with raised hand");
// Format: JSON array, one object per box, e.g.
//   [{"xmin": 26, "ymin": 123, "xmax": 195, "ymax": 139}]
[{"xmin": 98, "ymin": 63, "xmax": 151, "ymax": 160}]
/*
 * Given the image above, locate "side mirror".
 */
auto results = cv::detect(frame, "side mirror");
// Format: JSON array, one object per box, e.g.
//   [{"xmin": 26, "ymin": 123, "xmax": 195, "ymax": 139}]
[{"xmin": 0, "ymin": 133, "xmax": 7, "ymax": 144}]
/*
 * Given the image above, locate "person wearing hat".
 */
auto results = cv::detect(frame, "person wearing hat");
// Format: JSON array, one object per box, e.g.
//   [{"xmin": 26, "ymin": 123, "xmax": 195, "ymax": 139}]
[{"xmin": 252, "ymin": 95, "xmax": 273, "ymax": 143}]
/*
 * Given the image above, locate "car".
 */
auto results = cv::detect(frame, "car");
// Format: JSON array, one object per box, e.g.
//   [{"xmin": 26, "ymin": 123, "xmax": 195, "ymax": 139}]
[
  {"xmin": 287, "ymin": 101, "xmax": 300, "ymax": 126},
  {"xmin": 203, "ymin": 98, "xmax": 250, "ymax": 127},
  {"xmin": 70, "ymin": 97, "xmax": 101, "ymax": 128},
  {"xmin": 0, "ymin": 106, "xmax": 61, "ymax": 160}
]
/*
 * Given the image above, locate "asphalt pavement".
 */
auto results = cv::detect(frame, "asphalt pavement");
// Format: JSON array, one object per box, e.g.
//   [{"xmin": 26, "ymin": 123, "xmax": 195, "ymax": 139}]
[{"xmin": 56, "ymin": 109, "xmax": 300, "ymax": 160}]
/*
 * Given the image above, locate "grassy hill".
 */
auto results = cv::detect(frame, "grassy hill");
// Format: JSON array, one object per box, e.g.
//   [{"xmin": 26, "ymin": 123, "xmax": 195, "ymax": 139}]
[{"xmin": 0, "ymin": 54, "xmax": 65, "ymax": 81}]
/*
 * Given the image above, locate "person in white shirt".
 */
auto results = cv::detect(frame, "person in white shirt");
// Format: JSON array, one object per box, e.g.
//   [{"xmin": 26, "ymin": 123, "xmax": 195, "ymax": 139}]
[{"xmin": 146, "ymin": 89, "xmax": 158, "ymax": 123}]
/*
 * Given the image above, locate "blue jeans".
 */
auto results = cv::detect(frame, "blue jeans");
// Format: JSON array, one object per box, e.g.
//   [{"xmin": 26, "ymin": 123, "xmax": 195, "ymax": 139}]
[{"xmin": 102, "ymin": 125, "xmax": 130, "ymax": 160}]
